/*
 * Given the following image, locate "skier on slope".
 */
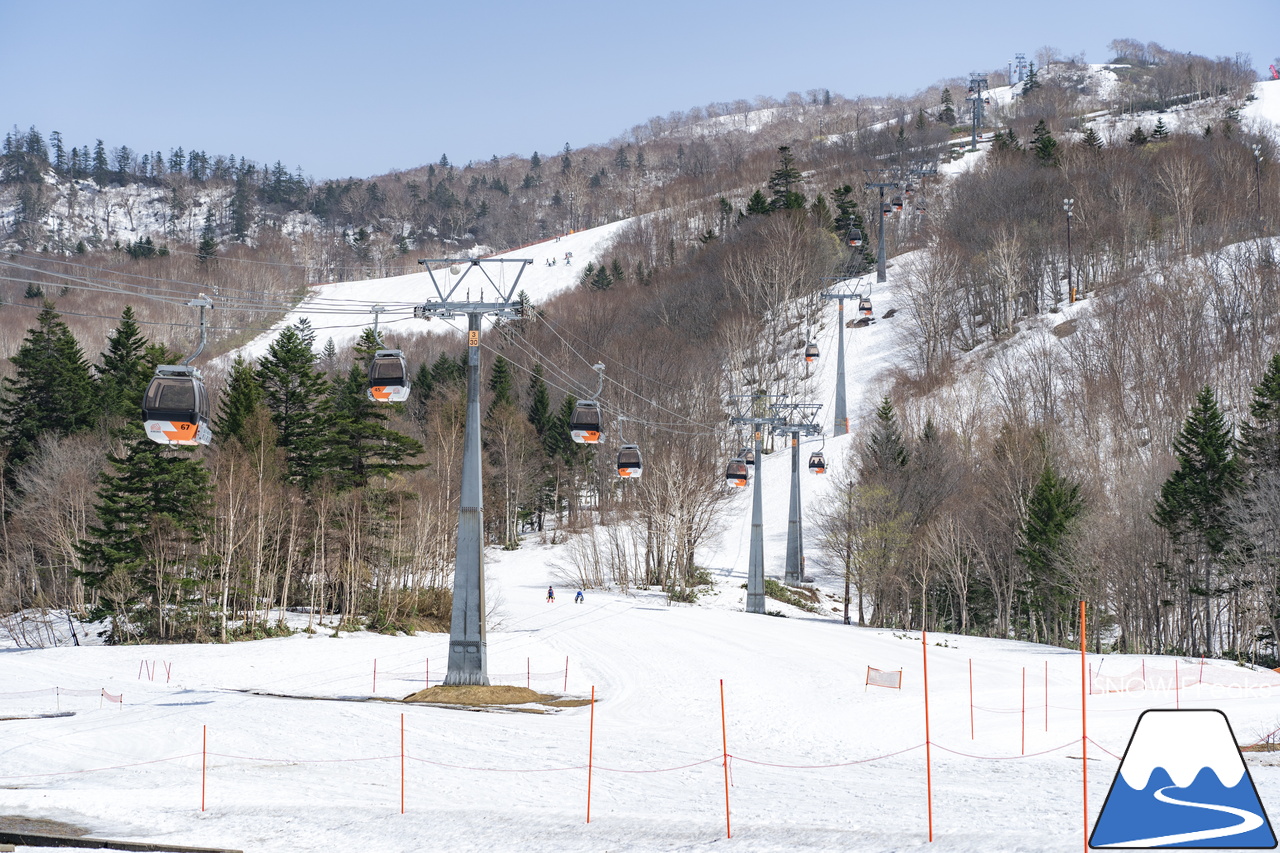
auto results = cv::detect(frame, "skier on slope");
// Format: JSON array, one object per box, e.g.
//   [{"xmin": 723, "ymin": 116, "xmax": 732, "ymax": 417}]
[{"xmin": 547, "ymin": 586, "xmax": 555, "ymax": 603}]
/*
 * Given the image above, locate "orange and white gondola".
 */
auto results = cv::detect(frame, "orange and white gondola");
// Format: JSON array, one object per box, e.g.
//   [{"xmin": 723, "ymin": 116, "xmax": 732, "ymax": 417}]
[
  {"xmin": 725, "ymin": 457, "xmax": 749, "ymax": 487},
  {"xmin": 569, "ymin": 400, "xmax": 602, "ymax": 444},
  {"xmin": 367, "ymin": 349, "xmax": 411, "ymax": 402},
  {"xmin": 617, "ymin": 445, "xmax": 643, "ymax": 478},
  {"xmin": 143, "ymin": 365, "xmax": 212, "ymax": 446}
]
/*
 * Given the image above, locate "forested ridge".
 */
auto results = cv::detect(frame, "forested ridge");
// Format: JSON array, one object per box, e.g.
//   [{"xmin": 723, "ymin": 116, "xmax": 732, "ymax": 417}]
[{"xmin": 0, "ymin": 41, "xmax": 1278, "ymax": 664}]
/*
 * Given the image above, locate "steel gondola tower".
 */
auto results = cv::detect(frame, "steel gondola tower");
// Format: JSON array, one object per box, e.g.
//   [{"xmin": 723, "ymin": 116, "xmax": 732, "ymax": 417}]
[{"xmin": 415, "ymin": 258, "xmax": 532, "ymax": 686}]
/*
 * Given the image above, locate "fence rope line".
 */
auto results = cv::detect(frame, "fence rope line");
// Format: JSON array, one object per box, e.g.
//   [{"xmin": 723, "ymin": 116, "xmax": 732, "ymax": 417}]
[
  {"xmin": 730, "ymin": 743, "xmax": 926, "ymax": 770},
  {"xmin": 0, "ymin": 752, "xmax": 201, "ymax": 780},
  {"xmin": 932, "ymin": 740, "xmax": 1079, "ymax": 761},
  {"xmin": 4, "ymin": 734, "xmax": 1274, "ymax": 782},
  {"xmin": 1085, "ymin": 738, "xmax": 1124, "ymax": 760},
  {"xmin": 407, "ymin": 755, "xmax": 588, "ymax": 773},
  {"xmin": 208, "ymin": 751, "xmax": 398, "ymax": 765},
  {"xmin": 595, "ymin": 756, "xmax": 724, "ymax": 774}
]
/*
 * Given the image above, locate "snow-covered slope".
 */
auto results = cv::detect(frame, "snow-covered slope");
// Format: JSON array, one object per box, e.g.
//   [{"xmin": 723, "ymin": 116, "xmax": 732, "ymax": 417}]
[
  {"xmin": 228, "ymin": 218, "xmax": 631, "ymax": 362},
  {"xmin": 4, "ymin": 253, "xmax": 1278, "ymax": 853}
]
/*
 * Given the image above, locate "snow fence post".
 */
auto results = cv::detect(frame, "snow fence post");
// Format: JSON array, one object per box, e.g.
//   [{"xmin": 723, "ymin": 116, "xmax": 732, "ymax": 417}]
[
  {"xmin": 1080, "ymin": 601, "xmax": 1088, "ymax": 853},
  {"xmin": 587, "ymin": 685, "xmax": 595, "ymax": 824},
  {"xmin": 201, "ymin": 724, "xmax": 207, "ymax": 813},
  {"xmin": 922, "ymin": 629, "xmax": 933, "ymax": 842},
  {"xmin": 720, "ymin": 679, "xmax": 731, "ymax": 839}
]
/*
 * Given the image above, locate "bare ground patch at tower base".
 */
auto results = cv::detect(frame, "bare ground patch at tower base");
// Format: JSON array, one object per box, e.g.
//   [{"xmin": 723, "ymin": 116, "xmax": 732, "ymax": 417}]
[{"xmin": 402, "ymin": 685, "xmax": 593, "ymax": 710}]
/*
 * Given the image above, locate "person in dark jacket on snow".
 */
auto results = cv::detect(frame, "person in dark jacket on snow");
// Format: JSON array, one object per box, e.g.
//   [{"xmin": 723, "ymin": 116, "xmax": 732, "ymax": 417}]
[{"xmin": 546, "ymin": 586, "xmax": 555, "ymax": 603}]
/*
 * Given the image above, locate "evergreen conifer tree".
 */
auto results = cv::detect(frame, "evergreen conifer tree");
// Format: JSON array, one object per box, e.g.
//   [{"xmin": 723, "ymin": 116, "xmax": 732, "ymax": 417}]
[
  {"xmin": 97, "ymin": 307, "xmax": 152, "ymax": 423},
  {"xmin": 78, "ymin": 439, "xmax": 213, "ymax": 640},
  {"xmin": 488, "ymin": 355, "xmax": 515, "ymax": 413},
  {"xmin": 326, "ymin": 363, "xmax": 424, "ymax": 490},
  {"xmin": 1156, "ymin": 387, "xmax": 1241, "ymax": 553},
  {"xmin": 746, "ymin": 189, "xmax": 772, "ymax": 216},
  {"xmin": 1240, "ymin": 353, "xmax": 1280, "ymax": 474},
  {"xmin": 257, "ymin": 323, "xmax": 331, "ymax": 490},
  {"xmin": 810, "ymin": 194, "xmax": 834, "ymax": 231},
  {"xmin": 197, "ymin": 210, "xmax": 218, "ymax": 263},
  {"xmin": 91, "ymin": 140, "xmax": 110, "ymax": 184},
  {"xmin": 1082, "ymin": 126, "xmax": 1104, "ymax": 150},
  {"xmin": 939, "ymin": 88, "xmax": 957, "ymax": 125},
  {"xmin": 1022, "ymin": 62, "xmax": 1041, "ymax": 94},
  {"xmin": 863, "ymin": 397, "xmax": 909, "ymax": 479},
  {"xmin": 527, "ymin": 365, "xmax": 552, "ymax": 446},
  {"xmin": 1031, "ymin": 120, "xmax": 1059, "ymax": 165},
  {"xmin": 767, "ymin": 146, "xmax": 806, "ymax": 210},
  {"xmin": 1016, "ymin": 461, "xmax": 1084, "ymax": 642},
  {"xmin": 1155, "ymin": 386, "xmax": 1242, "ymax": 654},
  {"xmin": 0, "ymin": 303, "xmax": 99, "ymax": 474},
  {"xmin": 1151, "ymin": 118, "xmax": 1170, "ymax": 140},
  {"xmin": 1128, "ymin": 126, "xmax": 1149, "ymax": 147},
  {"xmin": 214, "ymin": 355, "xmax": 267, "ymax": 448}
]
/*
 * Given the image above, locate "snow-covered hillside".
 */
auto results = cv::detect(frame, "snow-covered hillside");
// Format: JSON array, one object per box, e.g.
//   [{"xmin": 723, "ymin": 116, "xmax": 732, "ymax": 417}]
[
  {"xmin": 225, "ymin": 219, "xmax": 632, "ymax": 363},
  {"xmin": 7, "ymin": 67, "xmax": 1280, "ymax": 853},
  {"xmin": 5, "ymin": 251, "xmax": 1280, "ymax": 853}
]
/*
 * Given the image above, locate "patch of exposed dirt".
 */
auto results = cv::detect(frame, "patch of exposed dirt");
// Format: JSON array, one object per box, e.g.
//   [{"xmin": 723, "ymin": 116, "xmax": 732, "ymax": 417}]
[
  {"xmin": 403, "ymin": 685, "xmax": 591, "ymax": 710},
  {"xmin": 1052, "ymin": 318, "xmax": 1078, "ymax": 338},
  {"xmin": 0, "ymin": 815, "xmax": 90, "ymax": 836}
]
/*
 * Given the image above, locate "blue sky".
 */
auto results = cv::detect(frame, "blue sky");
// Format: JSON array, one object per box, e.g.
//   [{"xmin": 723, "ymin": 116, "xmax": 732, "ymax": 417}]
[{"xmin": 3, "ymin": 0, "xmax": 1274, "ymax": 180}]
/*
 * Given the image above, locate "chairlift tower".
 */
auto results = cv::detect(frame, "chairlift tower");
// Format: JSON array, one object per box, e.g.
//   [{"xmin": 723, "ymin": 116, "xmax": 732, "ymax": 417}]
[
  {"xmin": 770, "ymin": 402, "xmax": 823, "ymax": 586},
  {"xmin": 967, "ymin": 74, "xmax": 989, "ymax": 150},
  {"xmin": 864, "ymin": 171, "xmax": 900, "ymax": 283},
  {"xmin": 414, "ymin": 257, "xmax": 533, "ymax": 686},
  {"xmin": 729, "ymin": 394, "xmax": 787, "ymax": 614},
  {"xmin": 822, "ymin": 288, "xmax": 863, "ymax": 436}
]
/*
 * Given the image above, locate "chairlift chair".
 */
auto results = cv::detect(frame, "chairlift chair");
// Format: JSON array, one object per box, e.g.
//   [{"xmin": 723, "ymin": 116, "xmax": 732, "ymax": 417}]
[
  {"xmin": 143, "ymin": 365, "xmax": 212, "ymax": 446},
  {"xmin": 617, "ymin": 445, "xmax": 643, "ymax": 478},
  {"xmin": 569, "ymin": 400, "xmax": 603, "ymax": 444},
  {"xmin": 808, "ymin": 451, "xmax": 826, "ymax": 474},
  {"xmin": 725, "ymin": 458, "xmax": 749, "ymax": 487},
  {"xmin": 804, "ymin": 342, "xmax": 819, "ymax": 363},
  {"xmin": 367, "ymin": 349, "xmax": 410, "ymax": 402}
]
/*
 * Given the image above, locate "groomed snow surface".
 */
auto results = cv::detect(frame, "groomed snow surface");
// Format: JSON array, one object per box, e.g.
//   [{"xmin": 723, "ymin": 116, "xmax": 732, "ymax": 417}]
[{"xmin": 4, "ymin": 265, "xmax": 1279, "ymax": 853}]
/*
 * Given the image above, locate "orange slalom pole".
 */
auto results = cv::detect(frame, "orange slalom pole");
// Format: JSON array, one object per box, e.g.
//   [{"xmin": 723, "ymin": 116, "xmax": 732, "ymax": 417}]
[
  {"xmin": 201, "ymin": 725, "xmax": 207, "ymax": 812},
  {"xmin": 1080, "ymin": 601, "xmax": 1088, "ymax": 853},
  {"xmin": 400, "ymin": 713, "xmax": 406, "ymax": 814},
  {"xmin": 923, "ymin": 629, "xmax": 933, "ymax": 842},
  {"xmin": 720, "ymin": 679, "xmax": 731, "ymax": 839},
  {"xmin": 587, "ymin": 685, "xmax": 595, "ymax": 823}
]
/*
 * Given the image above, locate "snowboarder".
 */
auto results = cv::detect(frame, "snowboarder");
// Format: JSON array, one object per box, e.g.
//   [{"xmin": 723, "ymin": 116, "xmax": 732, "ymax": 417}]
[
  {"xmin": 574, "ymin": 590, "xmax": 584, "ymax": 604},
  {"xmin": 547, "ymin": 586, "xmax": 555, "ymax": 603}
]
